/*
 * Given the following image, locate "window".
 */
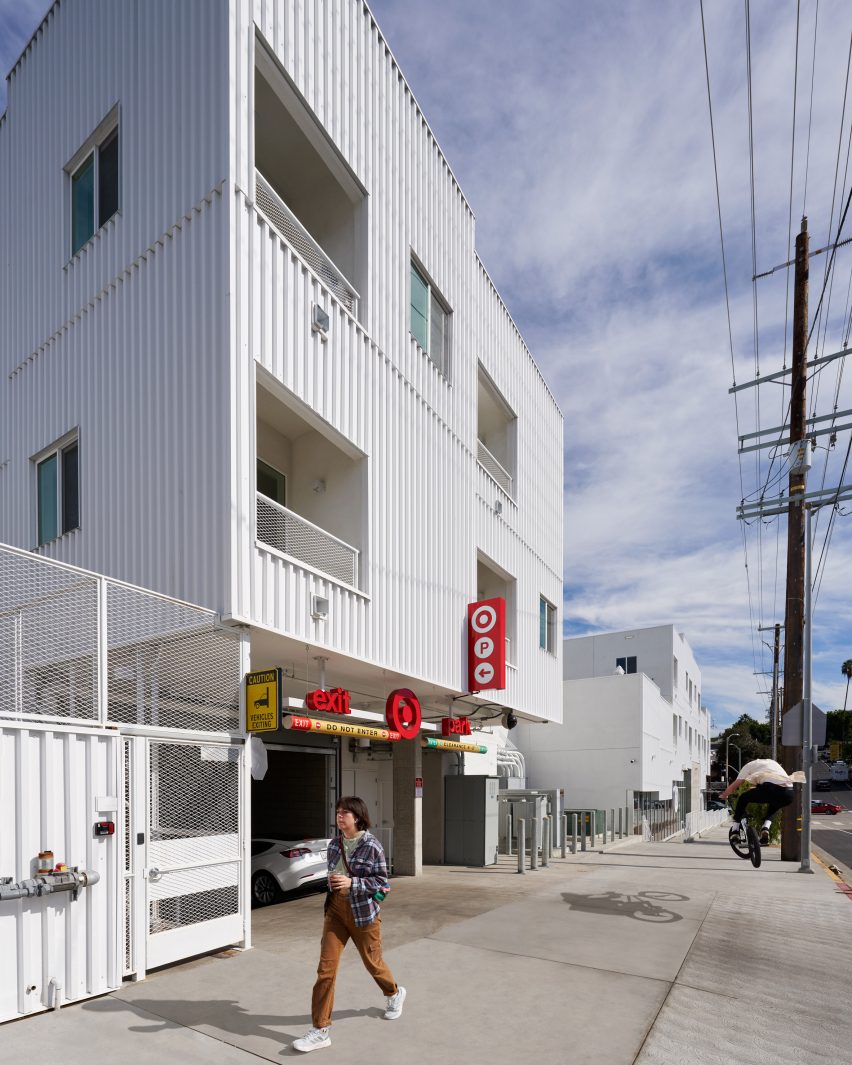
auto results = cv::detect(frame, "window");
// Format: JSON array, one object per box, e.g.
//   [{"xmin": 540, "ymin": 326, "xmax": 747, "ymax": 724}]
[
  {"xmin": 35, "ymin": 436, "xmax": 80, "ymax": 545},
  {"xmin": 672, "ymin": 715, "xmax": 677, "ymax": 744},
  {"xmin": 410, "ymin": 259, "xmax": 451, "ymax": 376},
  {"xmin": 257, "ymin": 459, "xmax": 286, "ymax": 505},
  {"xmin": 673, "ymin": 656, "xmax": 678, "ymax": 688},
  {"xmin": 616, "ymin": 656, "xmax": 637, "ymax": 674},
  {"xmin": 539, "ymin": 596, "xmax": 556, "ymax": 653},
  {"xmin": 70, "ymin": 124, "xmax": 119, "ymax": 254}
]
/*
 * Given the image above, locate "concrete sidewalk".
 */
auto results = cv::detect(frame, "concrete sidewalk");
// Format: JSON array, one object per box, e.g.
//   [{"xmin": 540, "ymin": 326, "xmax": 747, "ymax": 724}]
[{"xmin": 3, "ymin": 827, "xmax": 851, "ymax": 1064}]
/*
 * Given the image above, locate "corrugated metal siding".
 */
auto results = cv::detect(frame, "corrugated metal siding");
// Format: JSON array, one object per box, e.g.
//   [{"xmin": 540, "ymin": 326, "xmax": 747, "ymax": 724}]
[
  {"xmin": 0, "ymin": 0, "xmax": 229, "ymax": 376},
  {"xmin": 234, "ymin": 1, "xmax": 563, "ymax": 718},
  {"xmin": 0, "ymin": 724, "xmax": 120, "ymax": 1022}
]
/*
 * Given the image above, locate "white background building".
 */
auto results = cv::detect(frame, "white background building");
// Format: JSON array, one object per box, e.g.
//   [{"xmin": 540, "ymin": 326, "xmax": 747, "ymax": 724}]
[
  {"xmin": 514, "ymin": 626, "xmax": 711, "ymax": 815},
  {"xmin": 0, "ymin": 0, "xmax": 563, "ymax": 1018}
]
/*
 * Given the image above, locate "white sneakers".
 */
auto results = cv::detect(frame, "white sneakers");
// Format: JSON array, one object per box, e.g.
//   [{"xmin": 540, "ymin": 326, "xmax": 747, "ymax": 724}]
[
  {"xmin": 384, "ymin": 986, "xmax": 407, "ymax": 1020},
  {"xmin": 293, "ymin": 1026, "xmax": 331, "ymax": 1053},
  {"xmin": 293, "ymin": 988, "xmax": 407, "ymax": 1052}
]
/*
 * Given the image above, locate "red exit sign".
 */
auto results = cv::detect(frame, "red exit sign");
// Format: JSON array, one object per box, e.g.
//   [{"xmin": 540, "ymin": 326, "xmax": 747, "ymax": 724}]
[
  {"xmin": 306, "ymin": 688, "xmax": 351, "ymax": 715},
  {"xmin": 441, "ymin": 717, "xmax": 472, "ymax": 737}
]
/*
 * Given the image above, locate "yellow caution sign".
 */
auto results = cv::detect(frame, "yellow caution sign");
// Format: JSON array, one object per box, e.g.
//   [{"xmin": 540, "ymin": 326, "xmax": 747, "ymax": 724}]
[
  {"xmin": 245, "ymin": 668, "xmax": 281, "ymax": 732},
  {"xmin": 283, "ymin": 714, "xmax": 401, "ymax": 742},
  {"xmin": 421, "ymin": 736, "xmax": 487, "ymax": 754}
]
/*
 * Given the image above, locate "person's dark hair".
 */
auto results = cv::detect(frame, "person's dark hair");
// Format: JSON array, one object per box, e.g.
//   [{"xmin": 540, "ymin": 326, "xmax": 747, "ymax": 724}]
[{"xmin": 336, "ymin": 795, "xmax": 371, "ymax": 831}]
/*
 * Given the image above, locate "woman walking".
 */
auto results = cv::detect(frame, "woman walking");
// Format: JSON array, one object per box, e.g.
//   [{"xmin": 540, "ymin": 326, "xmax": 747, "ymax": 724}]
[{"xmin": 293, "ymin": 796, "xmax": 406, "ymax": 1053}]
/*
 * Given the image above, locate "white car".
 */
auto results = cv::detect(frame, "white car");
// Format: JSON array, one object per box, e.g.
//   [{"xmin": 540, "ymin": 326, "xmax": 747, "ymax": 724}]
[{"xmin": 251, "ymin": 837, "xmax": 331, "ymax": 907}]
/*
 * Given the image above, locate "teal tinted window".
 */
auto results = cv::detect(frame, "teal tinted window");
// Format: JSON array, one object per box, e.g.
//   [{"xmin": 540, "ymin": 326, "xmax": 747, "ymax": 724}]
[
  {"xmin": 539, "ymin": 597, "xmax": 547, "ymax": 649},
  {"xmin": 71, "ymin": 154, "xmax": 95, "ymax": 254},
  {"xmin": 257, "ymin": 460, "xmax": 286, "ymax": 505},
  {"xmin": 38, "ymin": 455, "xmax": 58, "ymax": 545},
  {"xmin": 98, "ymin": 128, "xmax": 119, "ymax": 224},
  {"xmin": 410, "ymin": 263, "xmax": 429, "ymax": 350},
  {"xmin": 62, "ymin": 443, "xmax": 80, "ymax": 533}
]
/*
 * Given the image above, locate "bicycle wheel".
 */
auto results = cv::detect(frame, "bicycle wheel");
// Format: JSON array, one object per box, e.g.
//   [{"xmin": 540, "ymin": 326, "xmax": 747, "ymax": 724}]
[
  {"xmin": 728, "ymin": 825, "xmax": 750, "ymax": 859},
  {"xmin": 746, "ymin": 826, "xmax": 762, "ymax": 868}
]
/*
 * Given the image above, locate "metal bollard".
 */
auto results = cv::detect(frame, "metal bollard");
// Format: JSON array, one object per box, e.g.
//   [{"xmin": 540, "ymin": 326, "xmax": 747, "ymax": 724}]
[
  {"xmin": 530, "ymin": 815, "xmax": 539, "ymax": 870},
  {"xmin": 561, "ymin": 813, "xmax": 568, "ymax": 858},
  {"xmin": 541, "ymin": 816, "xmax": 549, "ymax": 866},
  {"xmin": 590, "ymin": 811, "xmax": 597, "ymax": 849},
  {"xmin": 517, "ymin": 818, "xmax": 526, "ymax": 874},
  {"xmin": 572, "ymin": 813, "xmax": 578, "ymax": 854},
  {"xmin": 580, "ymin": 812, "xmax": 587, "ymax": 851},
  {"xmin": 610, "ymin": 808, "xmax": 615, "ymax": 843},
  {"xmin": 618, "ymin": 807, "xmax": 623, "ymax": 839}
]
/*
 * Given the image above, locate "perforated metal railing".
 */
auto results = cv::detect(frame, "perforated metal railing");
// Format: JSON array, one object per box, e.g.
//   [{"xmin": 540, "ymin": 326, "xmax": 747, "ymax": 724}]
[
  {"xmin": 477, "ymin": 439, "xmax": 513, "ymax": 495},
  {"xmin": 255, "ymin": 171, "xmax": 359, "ymax": 317},
  {"xmin": 256, "ymin": 493, "xmax": 359, "ymax": 587},
  {"xmin": 0, "ymin": 544, "xmax": 241, "ymax": 733}
]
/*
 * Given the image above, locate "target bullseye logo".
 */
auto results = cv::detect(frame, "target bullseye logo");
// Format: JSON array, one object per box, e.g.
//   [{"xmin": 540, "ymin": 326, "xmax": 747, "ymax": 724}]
[
  {"xmin": 385, "ymin": 688, "xmax": 422, "ymax": 740},
  {"xmin": 467, "ymin": 597, "xmax": 506, "ymax": 691}
]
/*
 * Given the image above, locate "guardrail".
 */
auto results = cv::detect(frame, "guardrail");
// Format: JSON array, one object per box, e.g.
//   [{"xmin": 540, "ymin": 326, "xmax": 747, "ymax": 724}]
[
  {"xmin": 477, "ymin": 439, "xmax": 513, "ymax": 495},
  {"xmin": 256, "ymin": 493, "xmax": 359, "ymax": 588}
]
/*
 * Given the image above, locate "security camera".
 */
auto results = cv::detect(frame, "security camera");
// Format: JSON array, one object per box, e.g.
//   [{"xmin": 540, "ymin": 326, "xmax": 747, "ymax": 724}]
[{"xmin": 502, "ymin": 710, "xmax": 517, "ymax": 730}]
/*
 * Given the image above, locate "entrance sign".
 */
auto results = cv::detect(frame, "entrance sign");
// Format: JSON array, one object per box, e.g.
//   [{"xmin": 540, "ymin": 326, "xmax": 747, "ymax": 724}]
[
  {"xmin": 441, "ymin": 717, "xmax": 472, "ymax": 737},
  {"xmin": 245, "ymin": 668, "xmax": 281, "ymax": 732},
  {"xmin": 306, "ymin": 687, "xmax": 351, "ymax": 714},
  {"xmin": 385, "ymin": 688, "xmax": 422, "ymax": 740},
  {"xmin": 283, "ymin": 714, "xmax": 401, "ymax": 742},
  {"xmin": 422, "ymin": 736, "xmax": 487, "ymax": 755},
  {"xmin": 467, "ymin": 598, "xmax": 506, "ymax": 691}
]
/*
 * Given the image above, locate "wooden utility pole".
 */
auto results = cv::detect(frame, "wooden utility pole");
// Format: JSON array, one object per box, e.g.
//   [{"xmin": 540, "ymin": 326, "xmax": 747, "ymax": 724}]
[{"xmin": 781, "ymin": 216, "xmax": 809, "ymax": 862}]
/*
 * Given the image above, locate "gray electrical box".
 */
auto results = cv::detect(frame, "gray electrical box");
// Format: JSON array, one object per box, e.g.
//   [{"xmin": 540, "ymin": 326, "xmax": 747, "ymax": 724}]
[{"xmin": 444, "ymin": 776, "xmax": 499, "ymax": 866}]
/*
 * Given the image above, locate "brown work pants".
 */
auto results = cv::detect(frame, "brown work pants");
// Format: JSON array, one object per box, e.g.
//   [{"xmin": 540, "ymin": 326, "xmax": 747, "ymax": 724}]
[{"xmin": 311, "ymin": 891, "xmax": 397, "ymax": 1028}]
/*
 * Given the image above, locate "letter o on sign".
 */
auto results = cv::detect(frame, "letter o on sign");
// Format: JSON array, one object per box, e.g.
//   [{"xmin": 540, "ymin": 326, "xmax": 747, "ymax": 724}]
[
  {"xmin": 386, "ymin": 688, "xmax": 422, "ymax": 740},
  {"xmin": 471, "ymin": 605, "xmax": 497, "ymax": 634}
]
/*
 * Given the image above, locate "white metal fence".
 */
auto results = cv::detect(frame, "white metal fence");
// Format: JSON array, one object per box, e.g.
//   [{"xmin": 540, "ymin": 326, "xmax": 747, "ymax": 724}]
[
  {"xmin": 256, "ymin": 492, "xmax": 359, "ymax": 587},
  {"xmin": 255, "ymin": 171, "xmax": 359, "ymax": 317},
  {"xmin": 0, "ymin": 544, "xmax": 242, "ymax": 733},
  {"xmin": 477, "ymin": 439, "xmax": 513, "ymax": 495},
  {"xmin": 683, "ymin": 807, "xmax": 728, "ymax": 840}
]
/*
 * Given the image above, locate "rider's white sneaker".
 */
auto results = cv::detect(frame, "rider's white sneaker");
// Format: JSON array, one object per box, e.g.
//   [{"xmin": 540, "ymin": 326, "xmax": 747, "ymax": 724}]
[{"xmin": 293, "ymin": 1027, "xmax": 331, "ymax": 1053}]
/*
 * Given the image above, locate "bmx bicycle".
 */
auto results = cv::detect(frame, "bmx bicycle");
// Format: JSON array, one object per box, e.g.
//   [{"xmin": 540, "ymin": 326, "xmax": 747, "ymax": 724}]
[{"xmin": 728, "ymin": 818, "xmax": 761, "ymax": 868}]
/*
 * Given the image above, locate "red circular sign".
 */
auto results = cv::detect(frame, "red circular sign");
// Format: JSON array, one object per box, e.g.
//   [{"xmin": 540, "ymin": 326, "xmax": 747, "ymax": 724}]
[{"xmin": 385, "ymin": 688, "xmax": 422, "ymax": 740}]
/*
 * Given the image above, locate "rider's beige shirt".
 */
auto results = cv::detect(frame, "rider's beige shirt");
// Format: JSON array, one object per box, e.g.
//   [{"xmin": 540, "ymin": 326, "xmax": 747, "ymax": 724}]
[{"xmin": 737, "ymin": 758, "xmax": 806, "ymax": 788}]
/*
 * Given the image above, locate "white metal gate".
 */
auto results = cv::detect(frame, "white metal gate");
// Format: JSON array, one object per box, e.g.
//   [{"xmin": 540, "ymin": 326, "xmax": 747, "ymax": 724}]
[{"xmin": 143, "ymin": 738, "xmax": 244, "ymax": 970}]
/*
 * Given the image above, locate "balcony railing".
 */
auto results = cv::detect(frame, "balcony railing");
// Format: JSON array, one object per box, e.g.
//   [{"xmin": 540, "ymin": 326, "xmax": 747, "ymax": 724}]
[
  {"xmin": 255, "ymin": 171, "xmax": 360, "ymax": 317},
  {"xmin": 477, "ymin": 439, "xmax": 513, "ymax": 495},
  {"xmin": 256, "ymin": 493, "xmax": 359, "ymax": 588}
]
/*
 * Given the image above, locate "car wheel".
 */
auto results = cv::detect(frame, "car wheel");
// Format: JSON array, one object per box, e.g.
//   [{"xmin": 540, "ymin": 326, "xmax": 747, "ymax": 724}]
[{"xmin": 252, "ymin": 870, "xmax": 282, "ymax": 907}]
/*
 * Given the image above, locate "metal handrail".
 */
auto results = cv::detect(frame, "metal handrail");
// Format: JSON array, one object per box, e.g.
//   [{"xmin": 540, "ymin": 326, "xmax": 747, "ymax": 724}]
[
  {"xmin": 477, "ymin": 439, "xmax": 513, "ymax": 494},
  {"xmin": 254, "ymin": 171, "xmax": 359, "ymax": 316},
  {"xmin": 256, "ymin": 493, "xmax": 359, "ymax": 588}
]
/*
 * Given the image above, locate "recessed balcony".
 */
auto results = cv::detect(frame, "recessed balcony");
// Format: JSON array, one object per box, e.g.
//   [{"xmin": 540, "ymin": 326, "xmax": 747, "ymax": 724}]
[{"xmin": 256, "ymin": 493, "xmax": 359, "ymax": 588}]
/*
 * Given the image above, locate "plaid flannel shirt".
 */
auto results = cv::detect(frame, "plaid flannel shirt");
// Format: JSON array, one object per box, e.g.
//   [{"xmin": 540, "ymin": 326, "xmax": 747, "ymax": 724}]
[{"xmin": 326, "ymin": 830, "xmax": 390, "ymax": 927}]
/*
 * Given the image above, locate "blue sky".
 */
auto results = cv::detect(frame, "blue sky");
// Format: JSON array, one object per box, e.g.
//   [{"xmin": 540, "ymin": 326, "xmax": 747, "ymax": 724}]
[{"xmin": 3, "ymin": 1, "xmax": 852, "ymax": 728}]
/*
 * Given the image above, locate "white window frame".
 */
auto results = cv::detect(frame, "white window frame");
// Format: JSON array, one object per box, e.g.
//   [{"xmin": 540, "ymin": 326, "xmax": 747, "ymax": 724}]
[
  {"xmin": 33, "ymin": 430, "xmax": 80, "ymax": 547},
  {"xmin": 539, "ymin": 596, "xmax": 557, "ymax": 654},
  {"xmin": 409, "ymin": 256, "xmax": 452, "ymax": 378},
  {"xmin": 65, "ymin": 106, "xmax": 120, "ymax": 258}
]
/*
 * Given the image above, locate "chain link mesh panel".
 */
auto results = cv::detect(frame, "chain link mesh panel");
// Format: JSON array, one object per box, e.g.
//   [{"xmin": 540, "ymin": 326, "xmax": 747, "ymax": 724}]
[
  {"xmin": 257, "ymin": 493, "xmax": 359, "ymax": 586},
  {"xmin": 0, "ymin": 548, "xmax": 99, "ymax": 720},
  {"xmin": 107, "ymin": 584, "xmax": 241, "ymax": 733},
  {"xmin": 477, "ymin": 440, "xmax": 513, "ymax": 494}
]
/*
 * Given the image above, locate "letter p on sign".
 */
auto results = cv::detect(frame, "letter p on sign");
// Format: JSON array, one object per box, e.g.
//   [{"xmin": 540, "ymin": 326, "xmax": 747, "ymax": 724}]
[{"xmin": 467, "ymin": 598, "xmax": 506, "ymax": 691}]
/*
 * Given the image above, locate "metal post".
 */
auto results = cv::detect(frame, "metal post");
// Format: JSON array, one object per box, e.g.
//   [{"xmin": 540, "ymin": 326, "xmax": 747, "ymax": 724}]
[
  {"xmin": 770, "ymin": 622, "xmax": 781, "ymax": 760},
  {"xmin": 618, "ymin": 807, "xmax": 623, "ymax": 839},
  {"xmin": 517, "ymin": 818, "xmax": 525, "ymax": 875},
  {"xmin": 610, "ymin": 809, "xmax": 615, "ymax": 843},
  {"xmin": 572, "ymin": 813, "xmax": 578, "ymax": 854},
  {"xmin": 541, "ymin": 816, "xmax": 549, "ymax": 866},
  {"xmin": 507, "ymin": 809, "xmax": 513, "ymax": 856},
  {"xmin": 561, "ymin": 813, "xmax": 568, "ymax": 858},
  {"xmin": 530, "ymin": 814, "xmax": 539, "ymax": 870},
  {"xmin": 590, "ymin": 811, "xmax": 597, "ymax": 849},
  {"xmin": 580, "ymin": 812, "xmax": 587, "ymax": 852},
  {"xmin": 800, "ymin": 506, "xmax": 814, "ymax": 874}
]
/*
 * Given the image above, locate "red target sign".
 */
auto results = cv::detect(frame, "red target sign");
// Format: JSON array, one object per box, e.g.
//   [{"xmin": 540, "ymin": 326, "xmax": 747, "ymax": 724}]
[
  {"xmin": 385, "ymin": 688, "xmax": 422, "ymax": 740},
  {"xmin": 467, "ymin": 598, "xmax": 506, "ymax": 691}
]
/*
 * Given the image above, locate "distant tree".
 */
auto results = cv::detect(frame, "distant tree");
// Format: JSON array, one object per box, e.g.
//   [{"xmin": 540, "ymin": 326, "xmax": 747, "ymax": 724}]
[{"xmin": 843, "ymin": 660, "xmax": 852, "ymax": 712}]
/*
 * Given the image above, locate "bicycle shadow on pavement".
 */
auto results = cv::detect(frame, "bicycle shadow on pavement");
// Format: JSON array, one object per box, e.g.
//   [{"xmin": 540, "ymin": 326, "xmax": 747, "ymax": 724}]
[{"xmin": 560, "ymin": 889, "xmax": 687, "ymax": 923}]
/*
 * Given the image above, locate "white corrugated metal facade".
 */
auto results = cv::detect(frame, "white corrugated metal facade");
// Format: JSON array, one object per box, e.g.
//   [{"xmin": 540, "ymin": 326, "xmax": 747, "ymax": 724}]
[{"xmin": 1, "ymin": 0, "xmax": 563, "ymax": 722}]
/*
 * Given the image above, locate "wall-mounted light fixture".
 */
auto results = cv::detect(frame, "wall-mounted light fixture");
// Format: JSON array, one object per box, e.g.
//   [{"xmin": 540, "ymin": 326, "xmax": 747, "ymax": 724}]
[
  {"xmin": 311, "ymin": 594, "xmax": 329, "ymax": 621},
  {"xmin": 312, "ymin": 304, "xmax": 330, "ymax": 340},
  {"xmin": 312, "ymin": 478, "xmax": 326, "ymax": 494}
]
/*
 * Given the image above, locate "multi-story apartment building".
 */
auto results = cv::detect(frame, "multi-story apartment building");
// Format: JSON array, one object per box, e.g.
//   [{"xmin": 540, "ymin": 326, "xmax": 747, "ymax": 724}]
[
  {"xmin": 0, "ymin": 0, "xmax": 562, "ymax": 968},
  {"xmin": 514, "ymin": 625, "xmax": 711, "ymax": 815}
]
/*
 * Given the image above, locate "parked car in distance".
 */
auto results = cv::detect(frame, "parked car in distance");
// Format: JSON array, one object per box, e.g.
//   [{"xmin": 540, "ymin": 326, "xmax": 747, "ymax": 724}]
[
  {"xmin": 813, "ymin": 778, "xmax": 832, "ymax": 791},
  {"xmin": 251, "ymin": 837, "xmax": 331, "ymax": 907},
  {"xmin": 706, "ymin": 800, "xmax": 727, "ymax": 810},
  {"xmin": 810, "ymin": 800, "xmax": 843, "ymax": 815}
]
